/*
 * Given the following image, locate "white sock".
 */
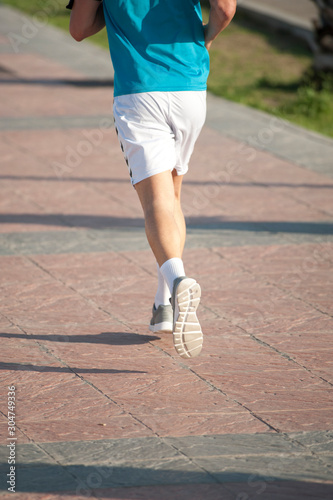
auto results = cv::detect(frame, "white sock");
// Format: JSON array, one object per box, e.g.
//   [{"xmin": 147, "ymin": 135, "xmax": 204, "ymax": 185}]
[
  {"xmin": 160, "ymin": 257, "xmax": 185, "ymax": 294},
  {"xmin": 154, "ymin": 262, "xmax": 171, "ymax": 308}
]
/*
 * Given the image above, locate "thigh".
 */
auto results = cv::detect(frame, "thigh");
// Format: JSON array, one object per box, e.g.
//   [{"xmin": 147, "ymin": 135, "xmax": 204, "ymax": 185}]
[
  {"xmin": 135, "ymin": 170, "xmax": 176, "ymax": 216},
  {"xmin": 172, "ymin": 169, "xmax": 183, "ymax": 202}
]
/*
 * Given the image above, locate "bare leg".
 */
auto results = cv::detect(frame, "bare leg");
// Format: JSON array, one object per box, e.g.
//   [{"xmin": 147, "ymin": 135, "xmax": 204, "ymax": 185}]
[
  {"xmin": 137, "ymin": 169, "xmax": 203, "ymax": 358},
  {"xmin": 172, "ymin": 169, "xmax": 186, "ymax": 256},
  {"xmin": 135, "ymin": 170, "xmax": 184, "ymax": 267}
]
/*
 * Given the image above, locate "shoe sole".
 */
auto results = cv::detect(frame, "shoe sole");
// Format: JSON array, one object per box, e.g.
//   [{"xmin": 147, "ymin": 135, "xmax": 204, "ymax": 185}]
[
  {"xmin": 173, "ymin": 278, "xmax": 203, "ymax": 358},
  {"xmin": 149, "ymin": 322, "xmax": 173, "ymax": 334}
]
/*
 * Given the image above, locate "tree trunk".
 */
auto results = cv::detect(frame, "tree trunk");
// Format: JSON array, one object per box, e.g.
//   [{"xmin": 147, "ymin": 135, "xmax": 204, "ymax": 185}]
[{"xmin": 311, "ymin": 0, "xmax": 333, "ymax": 70}]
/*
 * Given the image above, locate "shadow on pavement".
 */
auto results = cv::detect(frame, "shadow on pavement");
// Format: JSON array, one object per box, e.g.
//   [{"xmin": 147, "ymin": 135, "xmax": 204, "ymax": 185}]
[
  {"xmin": 1, "ymin": 175, "xmax": 333, "ymax": 190},
  {"xmin": 0, "ymin": 362, "xmax": 145, "ymax": 374},
  {"xmin": 0, "ymin": 78, "xmax": 114, "ymax": 87},
  {"xmin": 0, "ymin": 331, "xmax": 159, "ymax": 345},
  {"xmin": 0, "ymin": 462, "xmax": 332, "ymax": 497},
  {"xmin": 1, "ymin": 213, "xmax": 332, "ymax": 234}
]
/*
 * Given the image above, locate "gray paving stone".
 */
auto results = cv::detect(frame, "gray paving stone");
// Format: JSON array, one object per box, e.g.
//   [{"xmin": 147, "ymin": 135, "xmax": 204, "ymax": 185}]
[
  {"xmin": 1, "ymin": 225, "xmax": 333, "ymax": 257},
  {"xmin": 237, "ymin": 0, "xmax": 316, "ymax": 34},
  {"xmin": 166, "ymin": 433, "xmax": 303, "ymax": 458},
  {"xmin": 0, "ymin": 229, "xmax": 149, "ymax": 256},
  {"xmin": 239, "ymin": 0, "xmax": 317, "ymax": 30},
  {"xmin": 42, "ymin": 437, "xmax": 181, "ymax": 466},
  {"xmin": 15, "ymin": 443, "xmax": 55, "ymax": 467},
  {"xmin": 206, "ymin": 94, "xmax": 333, "ymax": 179},
  {"xmin": 0, "ymin": 115, "xmax": 113, "ymax": 132},
  {"xmin": 289, "ymin": 431, "xmax": 333, "ymax": 455},
  {"xmin": 194, "ymin": 454, "xmax": 332, "ymax": 483},
  {"xmin": 1, "ymin": 431, "xmax": 331, "ymax": 493}
]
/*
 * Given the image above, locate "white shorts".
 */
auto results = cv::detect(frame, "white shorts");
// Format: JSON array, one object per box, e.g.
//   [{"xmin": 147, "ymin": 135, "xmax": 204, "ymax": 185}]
[{"xmin": 113, "ymin": 91, "xmax": 206, "ymax": 186}]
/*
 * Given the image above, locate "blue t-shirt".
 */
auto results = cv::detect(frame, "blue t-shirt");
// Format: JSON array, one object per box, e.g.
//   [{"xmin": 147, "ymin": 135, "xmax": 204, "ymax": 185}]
[{"xmin": 103, "ymin": 0, "xmax": 210, "ymax": 97}]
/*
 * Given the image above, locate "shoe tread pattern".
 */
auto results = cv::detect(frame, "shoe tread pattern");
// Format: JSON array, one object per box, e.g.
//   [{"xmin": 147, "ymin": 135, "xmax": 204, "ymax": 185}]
[{"xmin": 173, "ymin": 278, "xmax": 203, "ymax": 358}]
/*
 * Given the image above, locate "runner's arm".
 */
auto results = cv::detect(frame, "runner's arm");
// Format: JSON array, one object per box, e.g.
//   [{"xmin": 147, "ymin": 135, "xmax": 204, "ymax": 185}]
[
  {"xmin": 68, "ymin": 0, "xmax": 105, "ymax": 42},
  {"xmin": 204, "ymin": 0, "xmax": 237, "ymax": 50}
]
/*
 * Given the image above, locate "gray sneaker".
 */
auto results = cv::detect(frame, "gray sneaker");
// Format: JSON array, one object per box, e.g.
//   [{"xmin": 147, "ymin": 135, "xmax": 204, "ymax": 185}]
[
  {"xmin": 171, "ymin": 276, "xmax": 203, "ymax": 358},
  {"xmin": 149, "ymin": 304, "xmax": 173, "ymax": 333}
]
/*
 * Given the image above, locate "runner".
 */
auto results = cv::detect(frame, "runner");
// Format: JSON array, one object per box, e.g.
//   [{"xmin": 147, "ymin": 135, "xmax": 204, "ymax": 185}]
[{"xmin": 67, "ymin": 0, "xmax": 236, "ymax": 358}]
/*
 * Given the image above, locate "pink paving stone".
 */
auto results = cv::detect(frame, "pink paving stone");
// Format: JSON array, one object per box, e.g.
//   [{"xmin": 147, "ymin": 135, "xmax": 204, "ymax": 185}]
[
  {"xmin": 227, "ymin": 139, "xmax": 333, "ymax": 185},
  {"xmin": 201, "ymin": 294, "xmax": 317, "ymax": 329},
  {"xmin": 0, "ymin": 423, "xmax": 31, "ymax": 445},
  {"xmin": 184, "ymin": 346, "xmax": 307, "ymax": 376},
  {"xmin": 0, "ymin": 221, "xmax": 72, "ymax": 234},
  {"xmin": 34, "ymin": 251, "xmax": 132, "ymax": 274},
  {"xmin": 1, "ymin": 281, "xmax": 114, "ymax": 327},
  {"xmin": 0, "ymin": 191, "xmax": 61, "ymax": 234},
  {"xmin": 86, "ymin": 367, "xmax": 240, "ymax": 415},
  {"xmin": 2, "ymin": 128, "xmax": 109, "ymax": 157},
  {"xmin": 0, "ymin": 142, "xmax": 59, "ymax": 178},
  {"xmin": 195, "ymin": 368, "xmax": 323, "ymax": 395},
  {"xmin": 89, "ymin": 292, "xmax": 154, "ymax": 326},
  {"xmin": 8, "ymin": 370, "xmax": 124, "ymax": 420},
  {"xmin": 32, "ymin": 254, "xmax": 151, "ymax": 304},
  {"xmin": 40, "ymin": 335, "xmax": 162, "ymax": 362},
  {"xmin": 137, "ymin": 410, "xmax": 270, "ymax": 437},
  {"xmin": 188, "ymin": 129, "xmax": 333, "ymax": 224},
  {"xmin": 245, "ymin": 313, "xmax": 333, "ymax": 335},
  {"xmin": 225, "ymin": 245, "xmax": 333, "ymax": 277},
  {"xmin": 0, "ymin": 83, "xmax": 113, "ymax": 117},
  {"xmin": 11, "ymin": 484, "xmax": 235, "ymax": 500},
  {"xmin": 153, "ymin": 322, "xmax": 242, "ymax": 357},
  {"xmin": 280, "ymin": 186, "xmax": 333, "ymax": 216},
  {"xmin": 0, "ymin": 315, "xmax": 14, "ymax": 329},
  {"xmin": 0, "ymin": 53, "xmax": 84, "ymax": 80},
  {"xmin": 0, "ymin": 332, "xmax": 62, "ymax": 369},
  {"xmin": 183, "ymin": 247, "xmax": 241, "ymax": 276},
  {"xmin": 253, "ymin": 331, "xmax": 333, "ymax": 352},
  {"xmin": 35, "ymin": 349, "xmax": 173, "ymax": 373},
  {"xmin": 201, "ymin": 275, "xmax": 282, "ymax": 300},
  {"xmin": 0, "ymin": 256, "xmax": 54, "ymax": 284},
  {"xmin": 215, "ymin": 242, "xmax": 329, "ymax": 262},
  {"xmin": 241, "ymin": 388, "xmax": 333, "ymax": 413},
  {"xmin": 12, "ymin": 182, "xmax": 138, "ymax": 222},
  {"xmin": 222, "ymin": 316, "xmax": 322, "ymax": 339},
  {"xmin": 20, "ymin": 322, "xmax": 163, "ymax": 360},
  {"xmin": 189, "ymin": 129, "xmax": 251, "ymax": 181},
  {"xmin": 310, "ymin": 301, "xmax": 333, "ymax": 315},
  {"xmin": 282, "ymin": 351, "xmax": 333, "ymax": 384},
  {"xmin": 16, "ymin": 395, "xmax": 125, "ymax": 425},
  {"xmin": 19, "ymin": 414, "xmax": 153, "ymax": 443},
  {"xmin": 256, "ymin": 409, "xmax": 333, "ymax": 432},
  {"xmin": 241, "ymin": 269, "xmax": 332, "ymax": 292}
]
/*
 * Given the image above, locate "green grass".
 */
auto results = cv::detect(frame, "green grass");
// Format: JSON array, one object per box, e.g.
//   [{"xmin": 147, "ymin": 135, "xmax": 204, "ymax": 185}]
[
  {"xmin": 2, "ymin": 0, "xmax": 333, "ymax": 137},
  {"xmin": 201, "ymin": 7, "xmax": 333, "ymax": 138}
]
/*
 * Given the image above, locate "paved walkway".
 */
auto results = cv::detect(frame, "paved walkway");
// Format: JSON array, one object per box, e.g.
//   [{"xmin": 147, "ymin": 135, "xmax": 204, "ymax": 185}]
[
  {"xmin": 0, "ymin": 4, "xmax": 333, "ymax": 500},
  {"xmin": 239, "ymin": 0, "xmax": 317, "ymax": 30}
]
